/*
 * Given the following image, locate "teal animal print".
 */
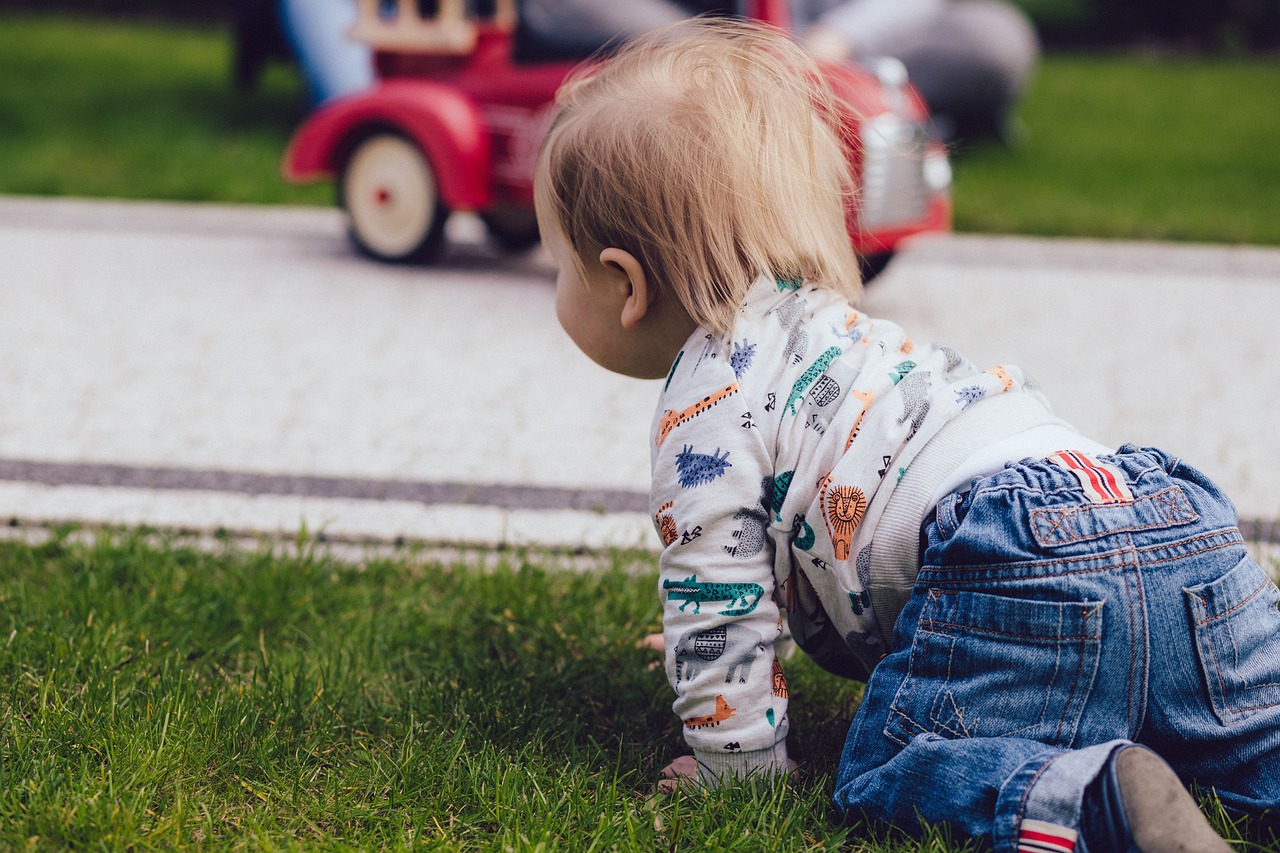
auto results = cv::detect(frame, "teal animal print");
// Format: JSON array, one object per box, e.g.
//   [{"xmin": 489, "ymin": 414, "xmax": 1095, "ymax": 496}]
[
  {"xmin": 663, "ymin": 575, "xmax": 764, "ymax": 616},
  {"xmin": 770, "ymin": 471, "xmax": 794, "ymax": 521},
  {"xmin": 663, "ymin": 350, "xmax": 684, "ymax": 392},
  {"xmin": 791, "ymin": 514, "xmax": 815, "ymax": 550},
  {"xmin": 786, "ymin": 346, "xmax": 842, "ymax": 414},
  {"xmin": 889, "ymin": 360, "xmax": 916, "ymax": 385}
]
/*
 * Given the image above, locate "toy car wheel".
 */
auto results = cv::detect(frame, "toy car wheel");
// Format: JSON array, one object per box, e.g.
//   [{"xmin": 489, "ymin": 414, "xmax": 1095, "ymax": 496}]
[{"xmin": 341, "ymin": 132, "xmax": 447, "ymax": 263}]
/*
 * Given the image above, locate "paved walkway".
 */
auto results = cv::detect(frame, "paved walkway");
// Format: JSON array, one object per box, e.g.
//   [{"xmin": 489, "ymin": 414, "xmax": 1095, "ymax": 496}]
[{"xmin": 1, "ymin": 195, "xmax": 1277, "ymax": 555}]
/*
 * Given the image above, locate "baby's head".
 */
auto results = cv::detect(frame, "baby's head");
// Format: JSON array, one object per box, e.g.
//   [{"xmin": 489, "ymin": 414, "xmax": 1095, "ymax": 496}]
[{"xmin": 535, "ymin": 18, "xmax": 863, "ymax": 376}]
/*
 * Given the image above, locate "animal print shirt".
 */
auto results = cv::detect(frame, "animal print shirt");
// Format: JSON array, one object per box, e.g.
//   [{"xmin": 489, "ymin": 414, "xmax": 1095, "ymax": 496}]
[{"xmin": 651, "ymin": 275, "xmax": 1056, "ymax": 784}]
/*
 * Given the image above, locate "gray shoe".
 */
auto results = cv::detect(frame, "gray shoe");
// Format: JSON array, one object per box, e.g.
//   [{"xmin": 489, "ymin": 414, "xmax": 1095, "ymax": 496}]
[{"xmin": 1086, "ymin": 745, "xmax": 1231, "ymax": 853}]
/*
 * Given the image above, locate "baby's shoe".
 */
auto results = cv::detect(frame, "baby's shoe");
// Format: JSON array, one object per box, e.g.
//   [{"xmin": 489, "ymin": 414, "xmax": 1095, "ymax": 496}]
[{"xmin": 1081, "ymin": 745, "xmax": 1230, "ymax": 853}]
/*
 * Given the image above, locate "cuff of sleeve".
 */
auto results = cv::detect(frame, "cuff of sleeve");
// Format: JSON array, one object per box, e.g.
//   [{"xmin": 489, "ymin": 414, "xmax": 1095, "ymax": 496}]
[{"xmin": 694, "ymin": 740, "xmax": 790, "ymax": 788}]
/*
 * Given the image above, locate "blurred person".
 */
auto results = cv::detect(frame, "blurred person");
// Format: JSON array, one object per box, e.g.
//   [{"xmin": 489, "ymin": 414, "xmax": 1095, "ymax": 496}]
[
  {"xmin": 520, "ymin": 0, "xmax": 1038, "ymax": 144},
  {"xmin": 233, "ymin": 0, "xmax": 374, "ymax": 105},
  {"xmin": 516, "ymin": 0, "xmax": 724, "ymax": 60},
  {"xmin": 279, "ymin": 0, "xmax": 376, "ymax": 105},
  {"xmin": 798, "ymin": 0, "xmax": 1039, "ymax": 144}
]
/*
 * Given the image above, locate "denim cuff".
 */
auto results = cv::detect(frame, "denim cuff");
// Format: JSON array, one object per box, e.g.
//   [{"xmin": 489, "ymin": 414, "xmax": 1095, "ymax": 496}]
[{"xmin": 994, "ymin": 739, "xmax": 1130, "ymax": 852}]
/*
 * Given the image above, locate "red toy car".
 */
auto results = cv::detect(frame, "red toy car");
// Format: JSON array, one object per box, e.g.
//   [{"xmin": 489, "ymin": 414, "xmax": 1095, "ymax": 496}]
[{"xmin": 282, "ymin": 0, "xmax": 951, "ymax": 275}]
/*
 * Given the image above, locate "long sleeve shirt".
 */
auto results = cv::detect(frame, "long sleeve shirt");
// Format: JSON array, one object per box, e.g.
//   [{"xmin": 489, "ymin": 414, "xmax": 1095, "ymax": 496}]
[{"xmin": 650, "ymin": 275, "xmax": 1056, "ymax": 782}]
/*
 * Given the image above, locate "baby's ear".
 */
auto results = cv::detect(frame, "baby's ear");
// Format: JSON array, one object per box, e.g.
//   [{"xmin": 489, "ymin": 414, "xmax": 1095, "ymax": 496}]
[{"xmin": 599, "ymin": 248, "xmax": 652, "ymax": 330}]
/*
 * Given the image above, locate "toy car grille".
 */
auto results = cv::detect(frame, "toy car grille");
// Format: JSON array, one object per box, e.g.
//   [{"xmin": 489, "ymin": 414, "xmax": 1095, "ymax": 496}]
[{"xmin": 858, "ymin": 113, "xmax": 933, "ymax": 231}]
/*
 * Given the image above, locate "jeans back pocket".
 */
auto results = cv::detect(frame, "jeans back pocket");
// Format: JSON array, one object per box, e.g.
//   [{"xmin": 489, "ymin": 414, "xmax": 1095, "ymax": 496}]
[
  {"xmin": 1185, "ymin": 555, "xmax": 1280, "ymax": 726},
  {"xmin": 885, "ymin": 588, "xmax": 1103, "ymax": 748}
]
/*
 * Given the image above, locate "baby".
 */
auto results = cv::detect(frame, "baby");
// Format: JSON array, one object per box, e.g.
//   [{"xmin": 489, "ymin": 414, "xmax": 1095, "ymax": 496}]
[{"xmin": 534, "ymin": 18, "xmax": 1279, "ymax": 852}]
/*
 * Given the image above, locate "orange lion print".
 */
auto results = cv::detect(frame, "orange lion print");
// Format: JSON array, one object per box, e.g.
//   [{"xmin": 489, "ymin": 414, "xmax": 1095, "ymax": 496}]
[{"xmin": 820, "ymin": 475, "xmax": 867, "ymax": 561}]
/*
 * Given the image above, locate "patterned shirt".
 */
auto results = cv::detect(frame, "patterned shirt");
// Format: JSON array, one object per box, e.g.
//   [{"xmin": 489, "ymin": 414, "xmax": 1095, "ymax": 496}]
[{"xmin": 651, "ymin": 275, "xmax": 1054, "ymax": 782}]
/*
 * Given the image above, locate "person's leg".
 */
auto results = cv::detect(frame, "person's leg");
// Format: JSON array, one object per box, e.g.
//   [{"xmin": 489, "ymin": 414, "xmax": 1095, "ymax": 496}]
[
  {"xmin": 889, "ymin": 0, "xmax": 1038, "ymax": 143},
  {"xmin": 834, "ymin": 447, "xmax": 1237, "ymax": 851},
  {"xmin": 279, "ymin": 0, "xmax": 374, "ymax": 106},
  {"xmin": 834, "ymin": 604, "xmax": 1126, "ymax": 845},
  {"xmin": 516, "ymin": 0, "xmax": 688, "ymax": 59},
  {"xmin": 833, "ymin": 585, "xmax": 1129, "ymax": 852},
  {"xmin": 1127, "ymin": 450, "xmax": 1280, "ymax": 832}
]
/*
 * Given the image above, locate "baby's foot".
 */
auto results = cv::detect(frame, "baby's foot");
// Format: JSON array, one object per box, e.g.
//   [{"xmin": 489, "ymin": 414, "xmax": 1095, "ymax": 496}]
[{"xmin": 1081, "ymin": 745, "xmax": 1230, "ymax": 853}]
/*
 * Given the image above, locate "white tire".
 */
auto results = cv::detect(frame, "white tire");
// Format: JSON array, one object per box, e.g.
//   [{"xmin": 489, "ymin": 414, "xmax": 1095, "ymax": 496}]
[{"xmin": 341, "ymin": 133, "xmax": 446, "ymax": 262}]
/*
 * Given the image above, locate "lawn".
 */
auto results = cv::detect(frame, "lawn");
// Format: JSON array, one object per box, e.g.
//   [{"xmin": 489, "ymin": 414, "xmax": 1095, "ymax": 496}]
[
  {"xmin": 0, "ymin": 531, "xmax": 877, "ymax": 852},
  {"xmin": 952, "ymin": 53, "xmax": 1280, "ymax": 244},
  {"xmin": 0, "ymin": 531, "xmax": 1272, "ymax": 851},
  {"xmin": 0, "ymin": 14, "xmax": 327, "ymax": 206},
  {"xmin": 1, "ymin": 13, "xmax": 1279, "ymax": 244}
]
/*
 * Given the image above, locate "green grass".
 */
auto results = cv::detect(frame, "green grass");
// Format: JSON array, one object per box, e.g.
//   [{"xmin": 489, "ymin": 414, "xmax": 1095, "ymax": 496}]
[
  {"xmin": 0, "ymin": 531, "xmax": 1273, "ymax": 851},
  {"xmin": 952, "ymin": 54, "xmax": 1280, "ymax": 244},
  {"xmin": 2, "ymin": 13, "xmax": 1279, "ymax": 245},
  {"xmin": 0, "ymin": 14, "xmax": 328, "ymax": 205},
  {"xmin": 0, "ymin": 532, "xmax": 860, "ymax": 851}
]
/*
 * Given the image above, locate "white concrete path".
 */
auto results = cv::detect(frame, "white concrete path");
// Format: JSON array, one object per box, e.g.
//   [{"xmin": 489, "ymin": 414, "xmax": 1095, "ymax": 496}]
[{"xmin": 1, "ymin": 195, "xmax": 1277, "ymax": 554}]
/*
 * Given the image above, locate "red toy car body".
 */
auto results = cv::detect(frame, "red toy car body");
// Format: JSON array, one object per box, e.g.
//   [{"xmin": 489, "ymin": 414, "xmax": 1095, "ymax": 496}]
[{"xmin": 282, "ymin": 0, "xmax": 951, "ymax": 272}]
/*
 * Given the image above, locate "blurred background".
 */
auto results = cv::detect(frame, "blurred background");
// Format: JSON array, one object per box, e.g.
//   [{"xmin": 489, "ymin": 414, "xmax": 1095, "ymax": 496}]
[{"xmin": 0, "ymin": 0, "xmax": 1277, "ymax": 245}]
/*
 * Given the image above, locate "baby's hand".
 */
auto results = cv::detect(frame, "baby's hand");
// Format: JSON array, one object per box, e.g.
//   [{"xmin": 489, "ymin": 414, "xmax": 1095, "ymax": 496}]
[
  {"xmin": 657, "ymin": 755, "xmax": 700, "ymax": 793},
  {"xmin": 639, "ymin": 632, "xmax": 664, "ymax": 653},
  {"xmin": 640, "ymin": 632, "xmax": 664, "ymax": 671},
  {"xmin": 657, "ymin": 755, "xmax": 800, "ymax": 792}
]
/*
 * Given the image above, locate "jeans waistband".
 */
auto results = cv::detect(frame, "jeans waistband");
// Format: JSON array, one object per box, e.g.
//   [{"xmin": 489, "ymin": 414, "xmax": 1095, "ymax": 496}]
[{"xmin": 868, "ymin": 392, "xmax": 1057, "ymax": 644}]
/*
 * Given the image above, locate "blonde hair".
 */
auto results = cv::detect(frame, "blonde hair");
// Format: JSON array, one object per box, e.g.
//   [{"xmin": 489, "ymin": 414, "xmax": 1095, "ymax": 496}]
[{"xmin": 534, "ymin": 17, "xmax": 864, "ymax": 335}]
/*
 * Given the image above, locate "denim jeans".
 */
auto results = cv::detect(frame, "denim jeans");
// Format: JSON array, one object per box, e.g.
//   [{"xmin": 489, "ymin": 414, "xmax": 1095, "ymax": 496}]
[{"xmin": 832, "ymin": 445, "xmax": 1280, "ymax": 851}]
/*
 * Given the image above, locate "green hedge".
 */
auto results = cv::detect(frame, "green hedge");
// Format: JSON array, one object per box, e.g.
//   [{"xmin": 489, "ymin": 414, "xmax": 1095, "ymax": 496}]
[{"xmin": 1015, "ymin": 0, "xmax": 1280, "ymax": 51}]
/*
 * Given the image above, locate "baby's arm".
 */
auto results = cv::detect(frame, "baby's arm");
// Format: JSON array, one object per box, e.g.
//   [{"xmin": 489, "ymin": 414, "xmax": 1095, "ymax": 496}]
[{"xmin": 651, "ymin": 378, "xmax": 789, "ymax": 787}]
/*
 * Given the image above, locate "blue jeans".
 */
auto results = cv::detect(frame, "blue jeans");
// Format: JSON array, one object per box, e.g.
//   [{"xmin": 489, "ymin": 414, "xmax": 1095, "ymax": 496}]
[{"xmin": 832, "ymin": 445, "xmax": 1280, "ymax": 851}]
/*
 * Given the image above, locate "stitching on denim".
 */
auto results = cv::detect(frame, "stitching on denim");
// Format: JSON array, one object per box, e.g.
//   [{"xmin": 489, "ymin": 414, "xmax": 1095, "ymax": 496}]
[
  {"xmin": 1202, "ymin": 614, "xmax": 1234, "ymax": 717},
  {"xmin": 921, "ymin": 622, "xmax": 962, "ymax": 732},
  {"xmin": 1135, "ymin": 529, "xmax": 1243, "ymax": 563},
  {"xmin": 923, "ymin": 530, "xmax": 1243, "ymax": 582},
  {"xmin": 1041, "ymin": 604, "xmax": 1066, "ymax": 739},
  {"xmin": 1151, "ymin": 488, "xmax": 1196, "ymax": 523},
  {"xmin": 926, "ymin": 562, "xmax": 1139, "ymax": 585},
  {"xmin": 1053, "ymin": 604, "xmax": 1100, "ymax": 744},
  {"xmin": 1030, "ymin": 487, "xmax": 1197, "ymax": 547},
  {"xmin": 1197, "ymin": 580, "xmax": 1280, "ymax": 714},
  {"xmin": 1132, "ymin": 557, "xmax": 1149, "ymax": 732},
  {"xmin": 884, "ymin": 710, "xmax": 913, "ymax": 746},
  {"xmin": 1193, "ymin": 577, "xmax": 1269, "ymax": 626},
  {"xmin": 920, "ymin": 618, "xmax": 1101, "ymax": 642},
  {"xmin": 926, "ymin": 541, "xmax": 1135, "ymax": 572},
  {"xmin": 935, "ymin": 629, "xmax": 959, "ymax": 733},
  {"xmin": 1033, "ymin": 510, "xmax": 1074, "ymax": 543},
  {"xmin": 1014, "ymin": 754, "xmax": 1062, "ymax": 849},
  {"xmin": 915, "ymin": 635, "xmax": 1047, "ymax": 740},
  {"xmin": 1123, "ymin": 563, "xmax": 1139, "ymax": 733},
  {"xmin": 927, "ymin": 633, "xmax": 977, "ymax": 739},
  {"xmin": 885, "ymin": 603, "xmax": 944, "ymax": 744}
]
